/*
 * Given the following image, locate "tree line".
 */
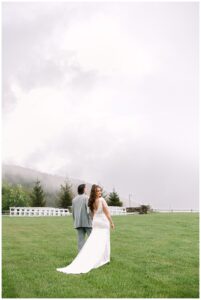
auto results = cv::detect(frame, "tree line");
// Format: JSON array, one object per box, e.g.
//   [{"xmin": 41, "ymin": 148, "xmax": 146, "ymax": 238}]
[{"xmin": 2, "ymin": 179, "xmax": 123, "ymax": 211}]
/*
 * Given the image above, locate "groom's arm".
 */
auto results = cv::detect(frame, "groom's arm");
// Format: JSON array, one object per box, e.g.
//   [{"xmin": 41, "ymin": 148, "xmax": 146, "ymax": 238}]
[{"xmin": 85, "ymin": 196, "xmax": 92, "ymax": 217}]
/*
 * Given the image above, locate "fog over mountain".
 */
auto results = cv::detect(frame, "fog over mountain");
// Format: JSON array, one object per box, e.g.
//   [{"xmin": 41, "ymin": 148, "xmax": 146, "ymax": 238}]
[
  {"xmin": 2, "ymin": 164, "xmax": 133, "ymax": 207},
  {"xmin": 2, "ymin": 2, "xmax": 199, "ymax": 210}
]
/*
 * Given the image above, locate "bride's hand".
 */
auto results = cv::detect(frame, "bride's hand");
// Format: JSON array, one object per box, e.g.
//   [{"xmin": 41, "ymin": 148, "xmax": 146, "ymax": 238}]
[{"xmin": 111, "ymin": 222, "xmax": 115, "ymax": 229}]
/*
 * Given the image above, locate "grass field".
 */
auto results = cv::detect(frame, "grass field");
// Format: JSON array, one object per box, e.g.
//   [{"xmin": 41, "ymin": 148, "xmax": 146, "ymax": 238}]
[{"xmin": 2, "ymin": 213, "xmax": 199, "ymax": 298}]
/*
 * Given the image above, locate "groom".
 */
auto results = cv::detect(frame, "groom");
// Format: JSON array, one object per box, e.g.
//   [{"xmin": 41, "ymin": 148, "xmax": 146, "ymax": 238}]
[{"xmin": 72, "ymin": 184, "xmax": 92, "ymax": 252}]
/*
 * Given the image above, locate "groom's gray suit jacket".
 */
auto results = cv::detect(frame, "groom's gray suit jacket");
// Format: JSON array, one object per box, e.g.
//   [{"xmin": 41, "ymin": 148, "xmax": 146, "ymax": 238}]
[{"xmin": 72, "ymin": 194, "xmax": 92, "ymax": 229}]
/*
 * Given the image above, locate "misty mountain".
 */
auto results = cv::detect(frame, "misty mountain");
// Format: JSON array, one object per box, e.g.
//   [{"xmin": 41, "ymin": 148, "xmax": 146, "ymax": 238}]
[
  {"xmin": 2, "ymin": 164, "xmax": 93, "ymax": 207},
  {"xmin": 2, "ymin": 164, "xmax": 132, "ymax": 207},
  {"xmin": 2, "ymin": 164, "xmax": 131, "ymax": 207}
]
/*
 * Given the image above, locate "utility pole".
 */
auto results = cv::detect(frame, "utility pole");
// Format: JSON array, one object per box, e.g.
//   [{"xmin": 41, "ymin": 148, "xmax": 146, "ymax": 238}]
[{"xmin": 128, "ymin": 193, "xmax": 132, "ymax": 207}]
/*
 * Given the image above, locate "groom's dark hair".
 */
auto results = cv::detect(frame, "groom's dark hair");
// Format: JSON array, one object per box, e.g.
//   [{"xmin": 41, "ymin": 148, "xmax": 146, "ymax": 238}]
[{"xmin": 78, "ymin": 184, "xmax": 86, "ymax": 195}]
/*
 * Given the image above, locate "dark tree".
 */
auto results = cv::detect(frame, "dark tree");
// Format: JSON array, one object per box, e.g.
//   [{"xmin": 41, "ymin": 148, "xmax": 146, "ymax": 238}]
[
  {"xmin": 30, "ymin": 179, "xmax": 46, "ymax": 207},
  {"xmin": 107, "ymin": 189, "xmax": 123, "ymax": 206},
  {"xmin": 57, "ymin": 180, "xmax": 74, "ymax": 209},
  {"xmin": 139, "ymin": 205, "xmax": 152, "ymax": 214}
]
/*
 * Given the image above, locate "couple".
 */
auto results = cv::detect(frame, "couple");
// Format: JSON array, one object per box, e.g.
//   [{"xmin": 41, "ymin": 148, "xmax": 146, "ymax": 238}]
[{"xmin": 56, "ymin": 184, "xmax": 115, "ymax": 274}]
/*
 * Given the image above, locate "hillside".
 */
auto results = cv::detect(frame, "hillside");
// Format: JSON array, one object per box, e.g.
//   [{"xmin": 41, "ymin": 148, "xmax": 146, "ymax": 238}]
[
  {"xmin": 2, "ymin": 164, "xmax": 93, "ymax": 207},
  {"xmin": 2, "ymin": 164, "xmax": 131, "ymax": 207}
]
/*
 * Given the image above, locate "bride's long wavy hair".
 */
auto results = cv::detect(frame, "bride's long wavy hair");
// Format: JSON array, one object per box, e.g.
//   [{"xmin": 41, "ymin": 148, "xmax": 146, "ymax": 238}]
[{"xmin": 88, "ymin": 184, "xmax": 101, "ymax": 213}]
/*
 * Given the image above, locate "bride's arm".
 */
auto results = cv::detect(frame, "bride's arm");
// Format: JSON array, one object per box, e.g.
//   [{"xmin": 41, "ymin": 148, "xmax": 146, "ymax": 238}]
[{"xmin": 102, "ymin": 199, "xmax": 115, "ymax": 229}]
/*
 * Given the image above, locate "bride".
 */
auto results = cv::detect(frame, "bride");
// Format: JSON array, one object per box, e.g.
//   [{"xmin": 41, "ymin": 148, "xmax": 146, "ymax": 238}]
[{"xmin": 56, "ymin": 184, "xmax": 115, "ymax": 274}]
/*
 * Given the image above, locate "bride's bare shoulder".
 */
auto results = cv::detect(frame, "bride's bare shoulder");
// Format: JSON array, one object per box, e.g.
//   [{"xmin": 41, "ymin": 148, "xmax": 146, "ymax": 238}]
[{"xmin": 100, "ymin": 197, "xmax": 107, "ymax": 205}]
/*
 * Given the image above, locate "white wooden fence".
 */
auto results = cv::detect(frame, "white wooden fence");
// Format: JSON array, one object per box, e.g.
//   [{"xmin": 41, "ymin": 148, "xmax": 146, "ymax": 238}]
[
  {"xmin": 9, "ymin": 206, "xmax": 127, "ymax": 216},
  {"xmin": 109, "ymin": 206, "xmax": 127, "ymax": 215},
  {"xmin": 10, "ymin": 207, "xmax": 70, "ymax": 217}
]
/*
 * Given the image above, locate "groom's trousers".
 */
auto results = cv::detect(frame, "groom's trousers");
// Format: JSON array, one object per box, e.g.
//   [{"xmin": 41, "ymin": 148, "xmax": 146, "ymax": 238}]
[{"xmin": 76, "ymin": 227, "xmax": 92, "ymax": 252}]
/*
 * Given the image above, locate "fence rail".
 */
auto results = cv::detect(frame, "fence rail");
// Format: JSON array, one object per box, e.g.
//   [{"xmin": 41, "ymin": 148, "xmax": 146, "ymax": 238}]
[
  {"xmin": 9, "ymin": 207, "xmax": 70, "ymax": 217},
  {"xmin": 153, "ymin": 209, "xmax": 199, "ymax": 213},
  {"xmin": 8, "ymin": 207, "xmax": 197, "ymax": 217},
  {"xmin": 109, "ymin": 206, "xmax": 127, "ymax": 215},
  {"xmin": 9, "ymin": 206, "xmax": 127, "ymax": 217}
]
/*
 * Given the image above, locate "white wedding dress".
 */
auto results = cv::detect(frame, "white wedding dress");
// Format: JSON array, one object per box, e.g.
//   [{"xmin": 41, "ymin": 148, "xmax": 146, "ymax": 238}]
[{"xmin": 56, "ymin": 197, "xmax": 110, "ymax": 274}]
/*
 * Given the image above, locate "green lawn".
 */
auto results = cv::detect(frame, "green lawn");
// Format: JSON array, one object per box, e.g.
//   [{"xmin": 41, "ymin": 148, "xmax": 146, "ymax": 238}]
[{"xmin": 2, "ymin": 213, "xmax": 199, "ymax": 298}]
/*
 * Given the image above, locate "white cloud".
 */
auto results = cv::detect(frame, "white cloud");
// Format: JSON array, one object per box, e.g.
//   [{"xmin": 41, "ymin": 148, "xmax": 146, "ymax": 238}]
[
  {"xmin": 2, "ymin": 2, "xmax": 199, "ymax": 209},
  {"xmin": 57, "ymin": 12, "xmax": 156, "ymax": 77}
]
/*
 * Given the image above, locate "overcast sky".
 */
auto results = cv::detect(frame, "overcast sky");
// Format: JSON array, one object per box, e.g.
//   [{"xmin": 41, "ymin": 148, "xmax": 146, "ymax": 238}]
[{"xmin": 2, "ymin": 2, "xmax": 199, "ymax": 209}]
